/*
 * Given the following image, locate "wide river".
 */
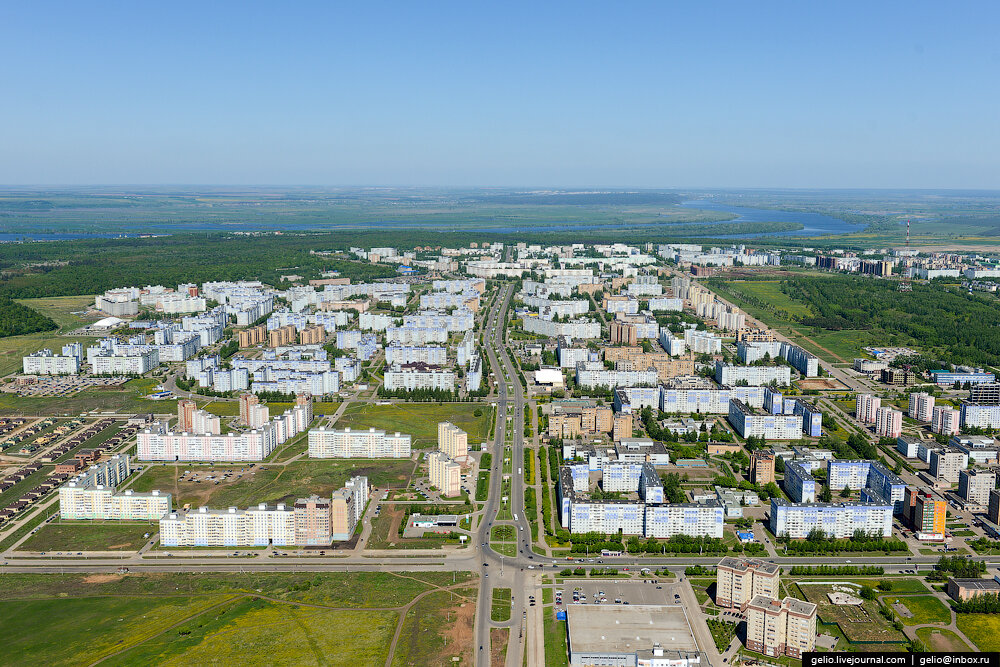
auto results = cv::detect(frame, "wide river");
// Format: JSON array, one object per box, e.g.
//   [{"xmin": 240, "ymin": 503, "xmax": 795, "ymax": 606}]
[
  {"xmin": 0, "ymin": 200, "xmax": 860, "ymax": 241},
  {"xmin": 677, "ymin": 200, "xmax": 860, "ymax": 237}
]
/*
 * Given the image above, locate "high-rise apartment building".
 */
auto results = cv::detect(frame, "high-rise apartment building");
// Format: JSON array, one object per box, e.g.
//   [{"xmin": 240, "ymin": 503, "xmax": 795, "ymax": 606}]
[
  {"xmin": 750, "ymin": 451, "xmax": 775, "ymax": 485},
  {"xmin": 958, "ymin": 469, "xmax": 995, "ymax": 508},
  {"xmin": 429, "ymin": 451, "xmax": 461, "ymax": 497},
  {"xmin": 874, "ymin": 407, "xmax": 902, "ymax": 438},
  {"xmin": 746, "ymin": 596, "xmax": 817, "ymax": 658},
  {"xmin": 904, "ymin": 487, "xmax": 947, "ymax": 538},
  {"xmin": 715, "ymin": 557, "xmax": 780, "ymax": 610},
  {"xmin": 908, "ymin": 392, "xmax": 935, "ymax": 421},
  {"xmin": 177, "ymin": 400, "xmax": 197, "ymax": 432},
  {"xmin": 438, "ymin": 422, "xmax": 468, "ymax": 459},
  {"xmin": 855, "ymin": 394, "xmax": 881, "ymax": 423},
  {"xmin": 932, "ymin": 406, "xmax": 961, "ymax": 435}
]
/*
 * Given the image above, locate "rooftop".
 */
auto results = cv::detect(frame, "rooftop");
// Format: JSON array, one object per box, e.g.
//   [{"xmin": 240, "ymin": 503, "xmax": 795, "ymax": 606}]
[{"xmin": 566, "ymin": 604, "xmax": 700, "ymax": 655}]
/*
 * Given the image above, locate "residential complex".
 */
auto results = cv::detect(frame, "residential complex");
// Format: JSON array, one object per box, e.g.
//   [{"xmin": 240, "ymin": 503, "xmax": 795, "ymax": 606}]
[
  {"xmin": 160, "ymin": 476, "xmax": 368, "ymax": 546},
  {"xmin": 715, "ymin": 557, "xmax": 780, "ymax": 610},
  {"xmin": 769, "ymin": 498, "xmax": 894, "ymax": 538},
  {"xmin": 429, "ymin": 451, "xmax": 461, "ymax": 497},
  {"xmin": 308, "ymin": 427, "xmax": 412, "ymax": 458},
  {"xmin": 58, "ymin": 455, "xmax": 172, "ymax": 521},
  {"xmin": 745, "ymin": 596, "xmax": 817, "ymax": 659}
]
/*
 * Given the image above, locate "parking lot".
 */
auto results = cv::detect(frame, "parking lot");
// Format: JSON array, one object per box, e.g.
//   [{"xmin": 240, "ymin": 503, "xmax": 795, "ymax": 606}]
[{"xmin": 554, "ymin": 580, "xmax": 682, "ymax": 608}]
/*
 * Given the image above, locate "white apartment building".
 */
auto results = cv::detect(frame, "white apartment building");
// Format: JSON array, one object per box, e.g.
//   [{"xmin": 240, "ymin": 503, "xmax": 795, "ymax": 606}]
[
  {"xmin": 875, "ymin": 407, "xmax": 903, "ymax": 438},
  {"xmin": 908, "ymin": 392, "xmax": 936, "ymax": 421},
  {"xmin": 438, "ymin": 422, "xmax": 468, "ymax": 459},
  {"xmin": 385, "ymin": 344, "xmax": 447, "ymax": 366},
  {"xmin": 92, "ymin": 349, "xmax": 159, "ymax": 375},
  {"xmin": 308, "ymin": 427, "xmax": 412, "ymax": 458},
  {"xmin": 522, "ymin": 317, "xmax": 601, "ymax": 339},
  {"xmin": 647, "ymin": 296, "xmax": 683, "ymax": 312},
  {"xmin": 58, "ymin": 455, "xmax": 172, "ymax": 521},
  {"xmin": 715, "ymin": 363, "xmax": 791, "ymax": 387},
  {"xmin": 932, "ymin": 406, "xmax": 960, "ymax": 435},
  {"xmin": 855, "ymin": 394, "xmax": 882, "ymax": 423},
  {"xmin": 383, "ymin": 363, "xmax": 455, "ymax": 391},
  {"xmin": 769, "ymin": 498, "xmax": 893, "ymax": 538},
  {"xmin": 575, "ymin": 361, "xmax": 658, "ymax": 389},
  {"xmin": 728, "ymin": 400, "xmax": 802, "ymax": 439},
  {"xmin": 160, "ymin": 504, "xmax": 296, "ymax": 547},
  {"xmin": 23, "ymin": 349, "xmax": 81, "ymax": 375},
  {"xmin": 958, "ymin": 469, "xmax": 995, "ymax": 508},
  {"xmin": 385, "ymin": 326, "xmax": 449, "ymax": 345},
  {"xmin": 683, "ymin": 329, "xmax": 722, "ymax": 354}
]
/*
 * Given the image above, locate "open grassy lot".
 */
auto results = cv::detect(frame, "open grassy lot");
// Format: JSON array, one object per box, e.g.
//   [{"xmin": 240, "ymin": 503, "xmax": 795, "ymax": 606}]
[
  {"xmin": 106, "ymin": 598, "xmax": 398, "ymax": 667},
  {"xmin": 128, "ymin": 459, "xmax": 415, "ymax": 508},
  {"xmin": 956, "ymin": 614, "xmax": 1000, "ymax": 652},
  {"xmin": 16, "ymin": 295, "xmax": 101, "ymax": 332},
  {"xmin": 0, "ymin": 385, "xmax": 177, "ymax": 416},
  {"xmin": 916, "ymin": 627, "xmax": 972, "ymax": 652},
  {"xmin": 895, "ymin": 595, "xmax": 951, "ymax": 625},
  {"xmin": 20, "ymin": 522, "xmax": 153, "ymax": 552},
  {"xmin": 0, "ymin": 296, "xmax": 101, "ymax": 377},
  {"xmin": 336, "ymin": 402, "xmax": 494, "ymax": 449},
  {"xmin": 0, "ymin": 571, "xmax": 475, "ymax": 666},
  {"xmin": 544, "ymin": 617, "xmax": 570, "ymax": 667},
  {"xmin": 391, "ymin": 588, "xmax": 477, "ymax": 666}
]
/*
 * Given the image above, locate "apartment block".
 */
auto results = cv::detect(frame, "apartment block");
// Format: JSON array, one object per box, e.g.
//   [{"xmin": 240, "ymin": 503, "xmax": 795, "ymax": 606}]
[
  {"xmin": 958, "ymin": 469, "xmax": 995, "ymax": 508},
  {"xmin": 746, "ymin": 596, "xmax": 817, "ymax": 659},
  {"xmin": 929, "ymin": 448, "xmax": 968, "ymax": 483},
  {"xmin": 932, "ymin": 406, "xmax": 961, "ymax": 436},
  {"xmin": 715, "ymin": 363, "xmax": 791, "ymax": 387},
  {"xmin": 783, "ymin": 461, "xmax": 816, "ymax": 503},
  {"xmin": 769, "ymin": 498, "xmax": 893, "ymax": 538},
  {"xmin": 610, "ymin": 321, "xmax": 638, "ymax": 346},
  {"xmin": 903, "ymin": 487, "xmax": 947, "ymax": 539},
  {"xmin": 238, "ymin": 324, "xmax": 267, "ymax": 347},
  {"xmin": 908, "ymin": 392, "xmax": 936, "ymax": 421},
  {"xmin": 855, "ymin": 394, "xmax": 881, "ymax": 424},
  {"xmin": 299, "ymin": 324, "xmax": 326, "ymax": 345},
  {"xmin": 429, "ymin": 451, "xmax": 461, "ymax": 497},
  {"xmin": 308, "ymin": 427, "xmax": 412, "ymax": 458},
  {"xmin": 874, "ymin": 407, "xmax": 903, "ymax": 438},
  {"xmin": 58, "ymin": 454, "xmax": 172, "ymax": 521},
  {"xmin": 728, "ymin": 400, "xmax": 802, "ymax": 439},
  {"xmin": 715, "ymin": 557, "xmax": 780, "ymax": 610},
  {"xmin": 23, "ymin": 349, "xmax": 81, "ymax": 375},
  {"xmin": 268, "ymin": 324, "xmax": 297, "ymax": 348},
  {"xmin": 438, "ymin": 422, "xmax": 468, "ymax": 459},
  {"xmin": 750, "ymin": 451, "xmax": 775, "ymax": 485}
]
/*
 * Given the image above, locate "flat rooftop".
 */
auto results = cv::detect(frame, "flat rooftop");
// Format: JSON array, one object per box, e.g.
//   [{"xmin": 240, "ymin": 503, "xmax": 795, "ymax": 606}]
[{"xmin": 566, "ymin": 604, "xmax": 699, "ymax": 655}]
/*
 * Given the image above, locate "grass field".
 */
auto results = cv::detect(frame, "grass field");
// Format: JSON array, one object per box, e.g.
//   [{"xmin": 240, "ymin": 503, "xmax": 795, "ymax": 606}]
[
  {"xmin": 916, "ymin": 627, "xmax": 972, "ymax": 652},
  {"xmin": 0, "ymin": 385, "xmax": 177, "ymax": 416},
  {"xmin": 956, "ymin": 614, "xmax": 1000, "ymax": 651},
  {"xmin": 20, "ymin": 522, "xmax": 153, "ymax": 552},
  {"xmin": 544, "ymin": 617, "xmax": 570, "ymax": 667},
  {"xmin": 491, "ymin": 587, "xmax": 512, "ymax": 622},
  {"xmin": 336, "ymin": 403, "xmax": 494, "ymax": 449},
  {"xmin": 0, "ymin": 571, "xmax": 475, "ymax": 666},
  {"xmin": 895, "ymin": 595, "xmax": 951, "ymax": 625},
  {"xmin": 128, "ymin": 459, "xmax": 415, "ymax": 508}
]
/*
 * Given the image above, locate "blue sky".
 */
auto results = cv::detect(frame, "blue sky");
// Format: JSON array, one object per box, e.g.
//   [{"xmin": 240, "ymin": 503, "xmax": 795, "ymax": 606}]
[{"xmin": 1, "ymin": 1, "xmax": 997, "ymax": 188}]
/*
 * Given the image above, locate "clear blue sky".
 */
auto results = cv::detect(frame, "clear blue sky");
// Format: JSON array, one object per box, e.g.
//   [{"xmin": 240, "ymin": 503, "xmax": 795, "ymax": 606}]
[{"xmin": 1, "ymin": 1, "xmax": 997, "ymax": 188}]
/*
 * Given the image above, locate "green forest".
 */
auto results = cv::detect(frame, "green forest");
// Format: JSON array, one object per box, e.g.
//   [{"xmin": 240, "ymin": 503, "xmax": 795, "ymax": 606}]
[
  {"xmin": 778, "ymin": 276, "xmax": 1000, "ymax": 367},
  {"xmin": 0, "ymin": 297, "xmax": 57, "ymax": 338},
  {"xmin": 0, "ymin": 234, "xmax": 400, "ymax": 299}
]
